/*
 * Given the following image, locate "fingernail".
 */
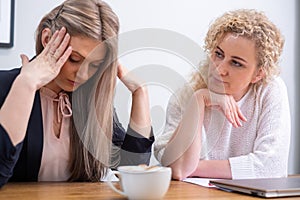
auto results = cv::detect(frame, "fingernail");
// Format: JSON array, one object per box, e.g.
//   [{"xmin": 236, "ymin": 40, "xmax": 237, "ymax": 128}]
[{"xmin": 65, "ymin": 33, "xmax": 70, "ymax": 38}]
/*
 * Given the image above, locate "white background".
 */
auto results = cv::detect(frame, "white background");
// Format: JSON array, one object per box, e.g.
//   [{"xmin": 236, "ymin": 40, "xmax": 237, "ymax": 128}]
[{"xmin": 0, "ymin": 0, "xmax": 298, "ymax": 173}]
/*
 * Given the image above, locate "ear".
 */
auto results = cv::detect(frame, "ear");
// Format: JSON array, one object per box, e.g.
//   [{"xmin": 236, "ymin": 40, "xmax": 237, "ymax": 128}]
[
  {"xmin": 251, "ymin": 67, "xmax": 265, "ymax": 84},
  {"xmin": 41, "ymin": 28, "xmax": 52, "ymax": 48}
]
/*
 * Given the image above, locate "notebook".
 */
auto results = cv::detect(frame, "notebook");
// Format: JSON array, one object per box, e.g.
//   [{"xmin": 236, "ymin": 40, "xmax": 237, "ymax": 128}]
[{"xmin": 209, "ymin": 177, "xmax": 300, "ymax": 198}]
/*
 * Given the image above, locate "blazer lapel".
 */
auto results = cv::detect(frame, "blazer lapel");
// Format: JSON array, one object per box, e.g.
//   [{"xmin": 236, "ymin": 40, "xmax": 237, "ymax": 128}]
[{"xmin": 26, "ymin": 91, "xmax": 43, "ymax": 181}]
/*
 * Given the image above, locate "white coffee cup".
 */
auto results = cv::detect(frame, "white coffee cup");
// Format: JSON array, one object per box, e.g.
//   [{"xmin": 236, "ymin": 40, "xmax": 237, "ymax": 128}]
[{"xmin": 107, "ymin": 165, "xmax": 172, "ymax": 200}]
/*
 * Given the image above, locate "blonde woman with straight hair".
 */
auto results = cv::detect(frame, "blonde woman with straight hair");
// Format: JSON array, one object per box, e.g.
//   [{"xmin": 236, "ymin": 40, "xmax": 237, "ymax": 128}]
[
  {"xmin": 154, "ymin": 9, "xmax": 290, "ymax": 180},
  {"xmin": 0, "ymin": 0, "xmax": 153, "ymax": 187}
]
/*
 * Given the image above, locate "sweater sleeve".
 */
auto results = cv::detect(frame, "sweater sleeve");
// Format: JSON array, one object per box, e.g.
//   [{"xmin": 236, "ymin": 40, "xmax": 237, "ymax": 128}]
[
  {"xmin": 112, "ymin": 110, "xmax": 154, "ymax": 167},
  {"xmin": 229, "ymin": 78, "xmax": 291, "ymax": 179},
  {"xmin": 154, "ymin": 89, "xmax": 188, "ymax": 163},
  {"xmin": 0, "ymin": 125, "xmax": 23, "ymax": 188}
]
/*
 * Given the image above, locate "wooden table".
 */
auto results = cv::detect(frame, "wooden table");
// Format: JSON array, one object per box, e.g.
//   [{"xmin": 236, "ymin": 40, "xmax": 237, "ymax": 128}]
[{"xmin": 0, "ymin": 180, "xmax": 300, "ymax": 200}]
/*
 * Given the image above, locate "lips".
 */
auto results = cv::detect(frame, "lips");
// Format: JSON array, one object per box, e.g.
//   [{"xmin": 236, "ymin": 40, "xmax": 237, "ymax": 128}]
[
  {"xmin": 209, "ymin": 75, "xmax": 225, "ymax": 84},
  {"xmin": 68, "ymin": 79, "xmax": 81, "ymax": 87},
  {"xmin": 215, "ymin": 77, "xmax": 225, "ymax": 83}
]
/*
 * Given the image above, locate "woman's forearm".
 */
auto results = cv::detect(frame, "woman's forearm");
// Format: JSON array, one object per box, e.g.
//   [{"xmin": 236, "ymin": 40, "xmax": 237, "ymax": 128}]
[
  {"xmin": 190, "ymin": 160, "xmax": 232, "ymax": 179},
  {"xmin": 167, "ymin": 129, "xmax": 202, "ymax": 180},
  {"xmin": 162, "ymin": 92, "xmax": 205, "ymax": 180},
  {"xmin": 0, "ymin": 74, "xmax": 37, "ymax": 146},
  {"xmin": 129, "ymin": 86, "xmax": 151, "ymax": 138},
  {"xmin": 117, "ymin": 64, "xmax": 152, "ymax": 139}
]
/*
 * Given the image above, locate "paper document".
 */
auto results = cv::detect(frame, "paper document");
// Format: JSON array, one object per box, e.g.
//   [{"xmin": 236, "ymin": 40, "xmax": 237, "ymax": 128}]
[
  {"xmin": 100, "ymin": 169, "xmax": 119, "ymax": 182},
  {"xmin": 183, "ymin": 178, "xmax": 217, "ymax": 188}
]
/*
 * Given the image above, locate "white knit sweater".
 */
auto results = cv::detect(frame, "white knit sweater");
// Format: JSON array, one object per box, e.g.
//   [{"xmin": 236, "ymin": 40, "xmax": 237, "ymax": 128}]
[{"xmin": 154, "ymin": 77, "xmax": 291, "ymax": 179}]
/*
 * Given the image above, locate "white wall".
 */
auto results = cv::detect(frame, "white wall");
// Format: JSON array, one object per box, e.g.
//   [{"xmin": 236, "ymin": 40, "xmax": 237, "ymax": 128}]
[
  {"xmin": 295, "ymin": 0, "xmax": 300, "ymax": 174},
  {"xmin": 0, "ymin": 0, "xmax": 297, "ymax": 173}
]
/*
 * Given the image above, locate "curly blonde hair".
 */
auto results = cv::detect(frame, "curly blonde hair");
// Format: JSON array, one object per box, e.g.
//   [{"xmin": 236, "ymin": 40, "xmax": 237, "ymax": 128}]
[{"xmin": 191, "ymin": 9, "xmax": 284, "ymax": 91}]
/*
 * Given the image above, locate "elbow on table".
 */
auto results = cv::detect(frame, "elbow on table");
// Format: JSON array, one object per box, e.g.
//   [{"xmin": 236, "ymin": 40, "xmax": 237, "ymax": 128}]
[
  {"xmin": 171, "ymin": 167, "xmax": 190, "ymax": 181},
  {"xmin": 167, "ymin": 160, "xmax": 198, "ymax": 181},
  {"xmin": 0, "ymin": 179, "xmax": 7, "ymax": 189},
  {"xmin": 0, "ymin": 173, "xmax": 11, "ymax": 189}
]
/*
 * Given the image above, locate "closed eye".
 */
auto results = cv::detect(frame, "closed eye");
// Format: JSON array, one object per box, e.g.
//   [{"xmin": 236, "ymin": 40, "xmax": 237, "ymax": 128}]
[{"xmin": 69, "ymin": 57, "xmax": 81, "ymax": 63}]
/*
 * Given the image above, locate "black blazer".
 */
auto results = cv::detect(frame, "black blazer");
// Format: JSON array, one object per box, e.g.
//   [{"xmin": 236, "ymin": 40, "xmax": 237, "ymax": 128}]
[{"xmin": 0, "ymin": 68, "xmax": 154, "ymax": 188}]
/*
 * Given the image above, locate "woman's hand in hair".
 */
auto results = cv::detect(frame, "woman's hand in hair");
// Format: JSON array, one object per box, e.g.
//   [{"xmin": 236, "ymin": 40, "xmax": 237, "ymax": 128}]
[
  {"xmin": 117, "ymin": 63, "xmax": 144, "ymax": 93},
  {"xmin": 20, "ymin": 27, "xmax": 72, "ymax": 91},
  {"xmin": 117, "ymin": 63, "xmax": 152, "ymax": 138},
  {"xmin": 196, "ymin": 89, "xmax": 247, "ymax": 128}
]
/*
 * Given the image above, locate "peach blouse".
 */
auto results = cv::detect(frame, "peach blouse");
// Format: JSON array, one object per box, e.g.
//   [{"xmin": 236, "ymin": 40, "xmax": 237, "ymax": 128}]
[{"xmin": 38, "ymin": 87, "xmax": 72, "ymax": 181}]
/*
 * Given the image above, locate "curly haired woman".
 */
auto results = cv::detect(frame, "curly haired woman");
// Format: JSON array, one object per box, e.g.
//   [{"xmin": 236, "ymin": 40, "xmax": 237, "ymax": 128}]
[{"xmin": 154, "ymin": 9, "xmax": 290, "ymax": 180}]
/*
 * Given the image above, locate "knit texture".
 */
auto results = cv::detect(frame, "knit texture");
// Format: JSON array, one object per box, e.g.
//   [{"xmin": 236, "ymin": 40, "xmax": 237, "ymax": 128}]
[{"xmin": 154, "ymin": 77, "xmax": 291, "ymax": 179}]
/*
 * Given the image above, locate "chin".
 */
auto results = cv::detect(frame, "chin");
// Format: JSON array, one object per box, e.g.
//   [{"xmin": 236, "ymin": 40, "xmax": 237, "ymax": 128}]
[
  {"xmin": 61, "ymin": 86, "xmax": 76, "ymax": 92},
  {"xmin": 209, "ymin": 88, "xmax": 226, "ymax": 95}
]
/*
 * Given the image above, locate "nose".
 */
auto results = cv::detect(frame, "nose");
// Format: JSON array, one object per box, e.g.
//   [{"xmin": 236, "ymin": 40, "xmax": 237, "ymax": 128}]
[
  {"xmin": 215, "ymin": 60, "xmax": 228, "ymax": 76},
  {"xmin": 75, "ymin": 64, "xmax": 89, "ymax": 82}
]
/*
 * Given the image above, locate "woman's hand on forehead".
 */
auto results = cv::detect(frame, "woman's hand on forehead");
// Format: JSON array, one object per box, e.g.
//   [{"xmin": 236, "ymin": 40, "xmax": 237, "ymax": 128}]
[{"xmin": 20, "ymin": 27, "xmax": 72, "ymax": 90}]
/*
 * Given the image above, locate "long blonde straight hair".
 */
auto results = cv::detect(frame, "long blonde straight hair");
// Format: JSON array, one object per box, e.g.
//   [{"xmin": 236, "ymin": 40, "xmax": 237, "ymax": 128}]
[{"xmin": 35, "ymin": 0, "xmax": 119, "ymax": 181}]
